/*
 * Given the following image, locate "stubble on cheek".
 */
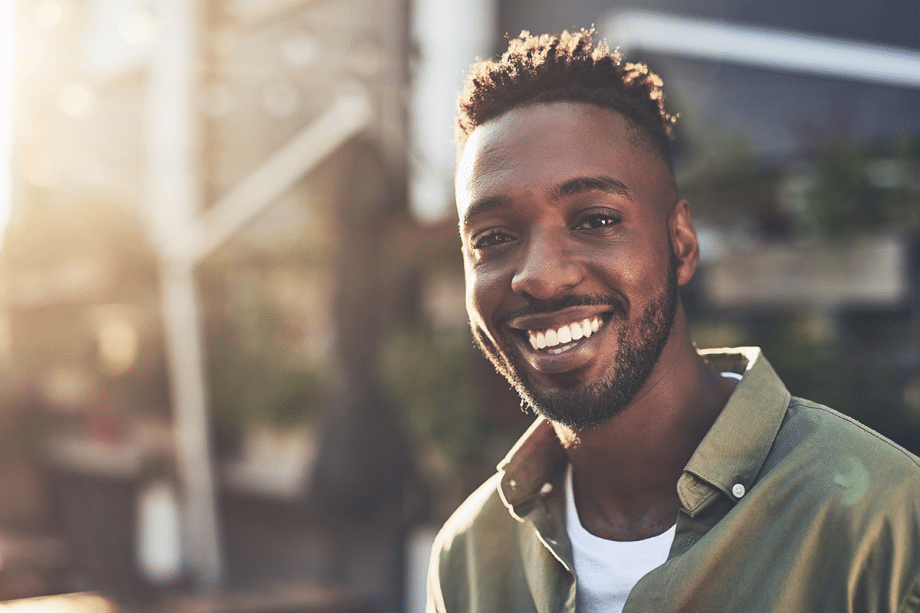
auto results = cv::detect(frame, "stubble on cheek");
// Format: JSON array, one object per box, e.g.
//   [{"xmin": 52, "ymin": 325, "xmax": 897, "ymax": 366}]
[
  {"xmin": 470, "ymin": 319, "xmax": 522, "ymax": 390},
  {"xmin": 468, "ymin": 253, "xmax": 679, "ymax": 431}
]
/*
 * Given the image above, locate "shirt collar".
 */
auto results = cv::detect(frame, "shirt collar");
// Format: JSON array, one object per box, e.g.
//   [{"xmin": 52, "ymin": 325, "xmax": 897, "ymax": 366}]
[
  {"xmin": 495, "ymin": 346, "xmax": 791, "ymax": 520},
  {"xmin": 497, "ymin": 417, "xmax": 567, "ymax": 520},
  {"xmin": 679, "ymin": 347, "xmax": 790, "ymax": 516}
]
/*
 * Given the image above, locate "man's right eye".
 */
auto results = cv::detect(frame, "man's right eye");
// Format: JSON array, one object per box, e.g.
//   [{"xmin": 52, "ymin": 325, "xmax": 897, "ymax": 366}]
[{"xmin": 471, "ymin": 229, "xmax": 514, "ymax": 250}]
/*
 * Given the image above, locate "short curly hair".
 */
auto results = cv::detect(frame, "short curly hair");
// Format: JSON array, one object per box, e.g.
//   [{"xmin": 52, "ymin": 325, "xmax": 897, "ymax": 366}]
[{"xmin": 456, "ymin": 29, "xmax": 676, "ymax": 168}]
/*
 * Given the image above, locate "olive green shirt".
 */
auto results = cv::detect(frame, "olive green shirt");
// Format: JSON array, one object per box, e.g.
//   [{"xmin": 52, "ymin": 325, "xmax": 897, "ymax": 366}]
[{"xmin": 427, "ymin": 347, "xmax": 920, "ymax": 612}]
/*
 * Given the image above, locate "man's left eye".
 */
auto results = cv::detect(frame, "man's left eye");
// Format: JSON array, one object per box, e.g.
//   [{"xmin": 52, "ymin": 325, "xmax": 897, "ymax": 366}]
[{"xmin": 575, "ymin": 211, "xmax": 622, "ymax": 230}]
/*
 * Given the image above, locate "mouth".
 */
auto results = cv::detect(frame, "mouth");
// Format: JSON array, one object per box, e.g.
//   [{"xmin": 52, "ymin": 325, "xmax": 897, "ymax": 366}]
[
  {"xmin": 504, "ymin": 307, "xmax": 614, "ymax": 375},
  {"xmin": 526, "ymin": 315, "xmax": 603, "ymax": 354}
]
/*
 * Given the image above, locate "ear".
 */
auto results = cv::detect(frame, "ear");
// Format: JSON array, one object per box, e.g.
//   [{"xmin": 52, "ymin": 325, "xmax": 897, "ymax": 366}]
[{"xmin": 669, "ymin": 199, "xmax": 699, "ymax": 287}]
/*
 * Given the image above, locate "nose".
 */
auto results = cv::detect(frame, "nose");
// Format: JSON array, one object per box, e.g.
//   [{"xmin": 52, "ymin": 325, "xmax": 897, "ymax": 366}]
[{"xmin": 511, "ymin": 228, "xmax": 583, "ymax": 299}]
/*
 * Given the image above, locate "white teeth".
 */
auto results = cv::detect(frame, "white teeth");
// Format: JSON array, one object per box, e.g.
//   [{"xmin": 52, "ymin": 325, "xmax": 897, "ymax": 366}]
[
  {"xmin": 557, "ymin": 326, "xmax": 572, "ymax": 344},
  {"xmin": 526, "ymin": 316, "xmax": 603, "ymax": 351}
]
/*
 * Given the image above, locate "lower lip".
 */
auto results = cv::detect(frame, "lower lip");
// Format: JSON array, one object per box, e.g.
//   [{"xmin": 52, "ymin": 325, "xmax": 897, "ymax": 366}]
[{"xmin": 518, "ymin": 326, "xmax": 605, "ymax": 375}]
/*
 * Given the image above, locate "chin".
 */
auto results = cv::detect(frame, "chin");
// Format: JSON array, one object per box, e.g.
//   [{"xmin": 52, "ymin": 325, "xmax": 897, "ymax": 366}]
[{"xmin": 471, "ymin": 265, "xmax": 678, "ymax": 431}]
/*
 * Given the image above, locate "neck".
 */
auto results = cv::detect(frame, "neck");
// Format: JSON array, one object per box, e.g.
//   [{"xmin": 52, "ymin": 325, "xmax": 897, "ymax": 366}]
[{"xmin": 554, "ymin": 311, "xmax": 736, "ymax": 541}]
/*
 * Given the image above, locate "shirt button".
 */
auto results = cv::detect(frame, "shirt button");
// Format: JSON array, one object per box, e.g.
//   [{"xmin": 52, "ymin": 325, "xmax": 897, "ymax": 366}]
[{"xmin": 732, "ymin": 483, "xmax": 746, "ymax": 498}]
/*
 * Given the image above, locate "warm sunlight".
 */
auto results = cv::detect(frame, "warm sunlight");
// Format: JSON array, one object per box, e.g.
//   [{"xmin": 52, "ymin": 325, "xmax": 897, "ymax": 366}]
[{"xmin": 0, "ymin": 0, "xmax": 12, "ymax": 246}]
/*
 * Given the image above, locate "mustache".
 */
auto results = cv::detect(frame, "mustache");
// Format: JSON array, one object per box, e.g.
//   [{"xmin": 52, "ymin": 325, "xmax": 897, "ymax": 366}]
[{"xmin": 496, "ymin": 292, "xmax": 628, "ymax": 328}]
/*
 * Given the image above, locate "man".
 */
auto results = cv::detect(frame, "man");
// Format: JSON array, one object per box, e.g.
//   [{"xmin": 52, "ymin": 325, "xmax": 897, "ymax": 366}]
[{"xmin": 426, "ymin": 29, "xmax": 920, "ymax": 612}]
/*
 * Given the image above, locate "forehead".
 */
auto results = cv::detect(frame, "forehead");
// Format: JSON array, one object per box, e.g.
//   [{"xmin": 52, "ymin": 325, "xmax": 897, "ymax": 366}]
[{"xmin": 455, "ymin": 102, "xmax": 671, "ymax": 220}]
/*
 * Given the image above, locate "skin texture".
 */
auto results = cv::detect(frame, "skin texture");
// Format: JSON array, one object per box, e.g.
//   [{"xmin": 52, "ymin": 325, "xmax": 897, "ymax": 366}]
[{"xmin": 456, "ymin": 102, "xmax": 737, "ymax": 540}]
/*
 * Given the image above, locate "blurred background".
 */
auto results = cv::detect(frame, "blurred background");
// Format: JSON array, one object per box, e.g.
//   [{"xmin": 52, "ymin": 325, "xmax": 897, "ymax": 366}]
[{"xmin": 0, "ymin": 0, "xmax": 917, "ymax": 611}]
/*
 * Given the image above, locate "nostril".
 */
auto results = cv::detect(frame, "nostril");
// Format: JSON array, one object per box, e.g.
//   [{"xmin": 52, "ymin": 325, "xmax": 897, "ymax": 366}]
[{"xmin": 510, "ymin": 232, "xmax": 583, "ymax": 298}]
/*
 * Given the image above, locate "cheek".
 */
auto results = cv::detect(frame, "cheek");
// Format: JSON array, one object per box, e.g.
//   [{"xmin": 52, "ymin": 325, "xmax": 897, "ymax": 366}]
[
  {"xmin": 464, "ymin": 262, "xmax": 484, "ymax": 322},
  {"xmin": 590, "ymin": 243, "xmax": 668, "ymax": 296},
  {"xmin": 587, "ymin": 248, "xmax": 640, "ymax": 289},
  {"xmin": 464, "ymin": 267, "xmax": 504, "ymax": 332},
  {"xmin": 464, "ymin": 277, "xmax": 479, "ymax": 323},
  {"xmin": 465, "ymin": 274, "xmax": 488, "ymax": 329}
]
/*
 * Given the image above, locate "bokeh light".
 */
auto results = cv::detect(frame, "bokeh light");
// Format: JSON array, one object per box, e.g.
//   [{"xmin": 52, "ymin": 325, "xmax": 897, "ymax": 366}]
[{"xmin": 0, "ymin": 0, "xmax": 13, "ymax": 245}]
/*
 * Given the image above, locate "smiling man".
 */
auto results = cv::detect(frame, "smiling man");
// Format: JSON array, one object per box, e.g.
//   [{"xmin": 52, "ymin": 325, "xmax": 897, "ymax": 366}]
[{"xmin": 425, "ymin": 30, "xmax": 920, "ymax": 613}]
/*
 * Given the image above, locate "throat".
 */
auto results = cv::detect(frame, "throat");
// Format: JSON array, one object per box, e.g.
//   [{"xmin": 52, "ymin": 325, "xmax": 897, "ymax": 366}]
[
  {"xmin": 581, "ymin": 507, "xmax": 679, "ymax": 542},
  {"xmin": 566, "ymin": 464, "xmax": 679, "ymax": 541}
]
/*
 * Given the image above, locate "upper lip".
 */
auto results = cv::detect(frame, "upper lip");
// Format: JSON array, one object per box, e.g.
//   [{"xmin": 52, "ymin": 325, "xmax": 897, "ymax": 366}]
[{"xmin": 506, "ymin": 305, "xmax": 614, "ymax": 332}]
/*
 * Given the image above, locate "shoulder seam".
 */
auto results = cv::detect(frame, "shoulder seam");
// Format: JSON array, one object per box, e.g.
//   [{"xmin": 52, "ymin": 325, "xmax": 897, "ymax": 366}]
[{"xmin": 790, "ymin": 398, "xmax": 920, "ymax": 470}]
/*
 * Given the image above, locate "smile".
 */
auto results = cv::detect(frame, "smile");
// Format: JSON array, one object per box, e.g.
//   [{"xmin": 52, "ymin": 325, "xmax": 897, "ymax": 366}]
[{"xmin": 527, "ymin": 316, "xmax": 603, "ymax": 353}]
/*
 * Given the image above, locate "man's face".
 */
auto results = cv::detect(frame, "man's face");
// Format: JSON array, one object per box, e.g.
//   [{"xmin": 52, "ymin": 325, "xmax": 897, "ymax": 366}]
[{"xmin": 456, "ymin": 102, "xmax": 690, "ymax": 430}]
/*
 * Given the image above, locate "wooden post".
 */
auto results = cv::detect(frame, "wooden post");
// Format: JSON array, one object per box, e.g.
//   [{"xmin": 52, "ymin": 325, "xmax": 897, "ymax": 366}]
[{"xmin": 144, "ymin": 0, "xmax": 223, "ymax": 589}]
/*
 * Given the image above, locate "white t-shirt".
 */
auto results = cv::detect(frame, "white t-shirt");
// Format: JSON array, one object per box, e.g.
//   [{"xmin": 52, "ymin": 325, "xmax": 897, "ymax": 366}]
[{"xmin": 564, "ymin": 464, "xmax": 675, "ymax": 612}]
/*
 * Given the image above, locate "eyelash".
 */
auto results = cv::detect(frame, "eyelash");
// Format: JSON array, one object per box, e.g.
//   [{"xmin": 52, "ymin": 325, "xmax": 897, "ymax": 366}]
[
  {"xmin": 471, "ymin": 229, "xmax": 514, "ymax": 250},
  {"xmin": 469, "ymin": 210, "xmax": 623, "ymax": 251}
]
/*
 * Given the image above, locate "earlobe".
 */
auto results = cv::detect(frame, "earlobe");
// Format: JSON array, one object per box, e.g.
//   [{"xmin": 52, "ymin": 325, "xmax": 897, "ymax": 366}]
[{"xmin": 670, "ymin": 199, "xmax": 699, "ymax": 287}]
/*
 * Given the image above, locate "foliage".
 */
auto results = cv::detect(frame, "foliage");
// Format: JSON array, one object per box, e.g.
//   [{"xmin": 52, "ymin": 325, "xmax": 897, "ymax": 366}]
[
  {"xmin": 200, "ymin": 260, "xmax": 324, "ymax": 432},
  {"xmin": 805, "ymin": 135, "xmax": 920, "ymax": 238},
  {"xmin": 381, "ymin": 324, "xmax": 494, "ymax": 465},
  {"xmin": 207, "ymin": 333, "xmax": 323, "ymax": 431},
  {"xmin": 674, "ymin": 121, "xmax": 778, "ymax": 223}
]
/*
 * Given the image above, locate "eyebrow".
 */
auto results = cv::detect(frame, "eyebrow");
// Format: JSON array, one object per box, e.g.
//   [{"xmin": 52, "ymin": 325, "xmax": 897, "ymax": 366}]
[
  {"xmin": 461, "ymin": 194, "xmax": 512, "ymax": 231},
  {"xmin": 460, "ymin": 175, "xmax": 634, "ymax": 230},
  {"xmin": 552, "ymin": 175, "xmax": 634, "ymax": 201}
]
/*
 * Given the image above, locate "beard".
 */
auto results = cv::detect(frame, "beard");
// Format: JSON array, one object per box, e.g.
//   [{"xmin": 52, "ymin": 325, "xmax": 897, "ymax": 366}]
[{"xmin": 472, "ymin": 252, "xmax": 679, "ymax": 431}]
